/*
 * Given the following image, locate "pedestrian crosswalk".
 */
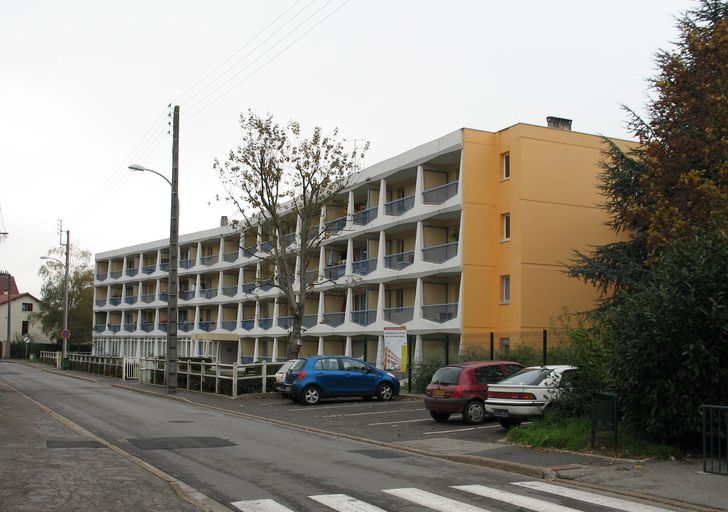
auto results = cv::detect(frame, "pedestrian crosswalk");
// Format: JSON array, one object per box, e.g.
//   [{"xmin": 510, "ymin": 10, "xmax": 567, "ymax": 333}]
[{"xmin": 230, "ymin": 480, "xmax": 677, "ymax": 512}]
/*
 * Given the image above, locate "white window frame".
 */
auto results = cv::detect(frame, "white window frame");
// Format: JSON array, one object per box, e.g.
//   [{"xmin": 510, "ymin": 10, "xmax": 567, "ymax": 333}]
[
  {"xmin": 501, "ymin": 213, "xmax": 511, "ymax": 241},
  {"xmin": 500, "ymin": 275, "xmax": 511, "ymax": 304},
  {"xmin": 502, "ymin": 152, "xmax": 510, "ymax": 180}
]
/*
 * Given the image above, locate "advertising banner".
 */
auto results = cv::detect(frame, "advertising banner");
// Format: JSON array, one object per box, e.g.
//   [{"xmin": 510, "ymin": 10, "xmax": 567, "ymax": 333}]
[{"xmin": 383, "ymin": 327, "xmax": 407, "ymax": 372}]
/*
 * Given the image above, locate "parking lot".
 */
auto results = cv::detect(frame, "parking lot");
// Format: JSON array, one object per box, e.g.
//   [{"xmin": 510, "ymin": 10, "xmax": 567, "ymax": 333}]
[{"xmin": 236, "ymin": 393, "xmax": 513, "ymax": 444}]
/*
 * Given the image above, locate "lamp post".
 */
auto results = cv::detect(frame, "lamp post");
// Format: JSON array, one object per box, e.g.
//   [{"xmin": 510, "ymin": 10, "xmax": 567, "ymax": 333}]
[
  {"xmin": 128, "ymin": 105, "xmax": 179, "ymax": 394},
  {"xmin": 41, "ymin": 246, "xmax": 69, "ymax": 363}
]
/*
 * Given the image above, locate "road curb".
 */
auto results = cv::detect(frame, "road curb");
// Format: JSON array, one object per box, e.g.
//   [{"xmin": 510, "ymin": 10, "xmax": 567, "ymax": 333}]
[
  {"xmin": 2, "ymin": 377, "xmax": 232, "ymax": 512},
  {"xmin": 22, "ymin": 362, "xmax": 100, "ymax": 384},
  {"xmin": 113, "ymin": 383, "xmax": 720, "ymax": 511}
]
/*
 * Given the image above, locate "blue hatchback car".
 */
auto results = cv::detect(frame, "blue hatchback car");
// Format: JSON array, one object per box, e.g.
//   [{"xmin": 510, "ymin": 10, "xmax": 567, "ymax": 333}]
[{"xmin": 283, "ymin": 355, "xmax": 400, "ymax": 405}]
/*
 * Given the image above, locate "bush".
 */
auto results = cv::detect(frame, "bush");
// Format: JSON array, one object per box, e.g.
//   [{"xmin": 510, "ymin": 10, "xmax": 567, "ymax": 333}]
[{"xmin": 410, "ymin": 359, "xmax": 442, "ymax": 393}]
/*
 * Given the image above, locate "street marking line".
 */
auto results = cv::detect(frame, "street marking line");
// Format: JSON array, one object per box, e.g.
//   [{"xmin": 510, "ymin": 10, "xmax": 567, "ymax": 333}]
[
  {"xmin": 310, "ymin": 493, "xmax": 389, "ymax": 511},
  {"xmin": 422, "ymin": 424, "xmax": 501, "ymax": 434},
  {"xmin": 383, "ymin": 488, "xmax": 491, "ymax": 511},
  {"xmin": 369, "ymin": 418, "xmax": 431, "ymax": 426},
  {"xmin": 231, "ymin": 498, "xmax": 295, "ymax": 511},
  {"xmin": 513, "ymin": 482, "xmax": 675, "ymax": 512},
  {"xmin": 323, "ymin": 408, "xmax": 422, "ymax": 418},
  {"xmin": 453, "ymin": 485, "xmax": 583, "ymax": 512}
]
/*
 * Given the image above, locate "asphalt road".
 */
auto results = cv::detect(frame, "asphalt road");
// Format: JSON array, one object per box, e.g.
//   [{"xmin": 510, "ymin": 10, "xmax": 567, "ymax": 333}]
[{"xmin": 1, "ymin": 363, "xmax": 682, "ymax": 512}]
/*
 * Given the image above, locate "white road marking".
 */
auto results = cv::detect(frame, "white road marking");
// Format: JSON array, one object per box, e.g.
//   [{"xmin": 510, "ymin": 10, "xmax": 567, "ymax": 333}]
[
  {"xmin": 454, "ymin": 485, "xmax": 584, "ymax": 512},
  {"xmin": 230, "ymin": 498, "xmax": 295, "ymax": 511},
  {"xmin": 323, "ymin": 408, "xmax": 422, "ymax": 418},
  {"xmin": 286, "ymin": 402, "xmax": 405, "ymax": 412},
  {"xmin": 368, "ymin": 418, "xmax": 431, "ymax": 426},
  {"xmin": 310, "ymin": 493, "xmax": 389, "ymax": 511},
  {"xmin": 383, "ymin": 488, "xmax": 492, "ymax": 511},
  {"xmin": 513, "ymin": 482, "xmax": 675, "ymax": 512},
  {"xmin": 422, "ymin": 424, "xmax": 501, "ymax": 434}
]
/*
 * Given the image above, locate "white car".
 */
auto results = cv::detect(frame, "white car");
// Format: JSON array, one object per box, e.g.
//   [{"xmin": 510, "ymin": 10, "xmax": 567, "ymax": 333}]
[
  {"xmin": 274, "ymin": 360, "xmax": 296, "ymax": 393},
  {"xmin": 484, "ymin": 365, "xmax": 575, "ymax": 429}
]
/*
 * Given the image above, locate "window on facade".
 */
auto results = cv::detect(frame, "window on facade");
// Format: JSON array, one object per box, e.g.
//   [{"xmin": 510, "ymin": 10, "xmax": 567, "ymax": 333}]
[
  {"xmin": 22, "ymin": 321, "xmax": 29, "ymax": 335},
  {"xmin": 502, "ymin": 213, "xmax": 511, "ymax": 241},
  {"xmin": 502, "ymin": 152, "xmax": 510, "ymax": 180},
  {"xmin": 22, "ymin": 303, "xmax": 33, "ymax": 312},
  {"xmin": 500, "ymin": 275, "xmax": 511, "ymax": 304},
  {"xmin": 500, "ymin": 337, "xmax": 511, "ymax": 354}
]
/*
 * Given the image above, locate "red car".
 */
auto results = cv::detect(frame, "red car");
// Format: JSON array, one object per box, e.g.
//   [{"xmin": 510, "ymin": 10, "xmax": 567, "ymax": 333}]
[{"xmin": 424, "ymin": 361, "xmax": 524, "ymax": 424}]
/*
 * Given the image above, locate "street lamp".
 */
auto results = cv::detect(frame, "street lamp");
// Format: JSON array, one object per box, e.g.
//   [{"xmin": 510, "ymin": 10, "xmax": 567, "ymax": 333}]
[
  {"xmin": 41, "ymin": 252, "xmax": 69, "ymax": 363},
  {"xmin": 128, "ymin": 105, "xmax": 179, "ymax": 394}
]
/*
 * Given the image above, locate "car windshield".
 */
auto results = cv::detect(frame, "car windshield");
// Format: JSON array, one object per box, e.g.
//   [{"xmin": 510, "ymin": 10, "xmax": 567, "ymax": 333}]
[
  {"xmin": 430, "ymin": 366, "xmax": 462, "ymax": 385},
  {"xmin": 496, "ymin": 368, "xmax": 553, "ymax": 386},
  {"xmin": 290, "ymin": 359, "xmax": 307, "ymax": 371}
]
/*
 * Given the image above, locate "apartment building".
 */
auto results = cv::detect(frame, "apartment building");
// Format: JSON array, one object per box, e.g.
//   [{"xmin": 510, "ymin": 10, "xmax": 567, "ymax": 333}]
[{"xmin": 92, "ymin": 118, "xmax": 629, "ymax": 367}]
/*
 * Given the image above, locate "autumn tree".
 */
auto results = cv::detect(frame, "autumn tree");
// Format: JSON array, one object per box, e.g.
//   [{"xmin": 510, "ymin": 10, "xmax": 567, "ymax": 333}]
[
  {"xmin": 568, "ymin": 0, "xmax": 728, "ymax": 442},
  {"xmin": 35, "ymin": 245, "xmax": 94, "ymax": 344},
  {"xmin": 215, "ymin": 112, "xmax": 366, "ymax": 359}
]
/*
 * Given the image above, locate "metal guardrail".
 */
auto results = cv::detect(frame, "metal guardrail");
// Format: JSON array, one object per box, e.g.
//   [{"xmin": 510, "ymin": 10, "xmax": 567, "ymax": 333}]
[
  {"xmin": 140, "ymin": 357, "xmax": 284, "ymax": 397},
  {"xmin": 701, "ymin": 404, "xmax": 728, "ymax": 475}
]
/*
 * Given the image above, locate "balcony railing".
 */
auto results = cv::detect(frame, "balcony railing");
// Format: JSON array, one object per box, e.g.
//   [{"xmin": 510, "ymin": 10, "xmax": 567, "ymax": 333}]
[
  {"xmin": 179, "ymin": 290, "xmax": 195, "ymax": 300},
  {"xmin": 384, "ymin": 195, "xmax": 415, "ymax": 216},
  {"xmin": 353, "ymin": 207, "xmax": 378, "ymax": 226},
  {"xmin": 178, "ymin": 322, "xmax": 193, "ymax": 332},
  {"xmin": 94, "ymin": 325, "xmax": 104, "ymax": 333},
  {"xmin": 223, "ymin": 251, "xmax": 238, "ymax": 263},
  {"xmin": 260, "ymin": 241, "xmax": 273, "ymax": 252},
  {"xmin": 200, "ymin": 254, "xmax": 219, "ymax": 266},
  {"xmin": 142, "ymin": 264, "xmax": 156, "ymax": 274},
  {"xmin": 302, "ymin": 314, "xmax": 317, "ymax": 328},
  {"xmin": 96, "ymin": 272, "xmax": 107, "ymax": 281},
  {"xmin": 123, "ymin": 323, "xmax": 136, "ymax": 332},
  {"xmin": 322, "ymin": 312, "xmax": 345, "ymax": 327},
  {"xmin": 198, "ymin": 321, "xmax": 216, "ymax": 332},
  {"xmin": 140, "ymin": 294, "xmax": 155, "ymax": 304},
  {"xmin": 124, "ymin": 296, "xmax": 137, "ymax": 305},
  {"xmin": 95, "ymin": 299, "xmax": 106, "ymax": 307},
  {"xmin": 259, "ymin": 280, "xmax": 274, "ymax": 291},
  {"xmin": 258, "ymin": 318, "xmax": 273, "ymax": 329},
  {"xmin": 160, "ymin": 262, "xmax": 169, "ymax": 272},
  {"xmin": 179, "ymin": 259, "xmax": 194, "ymax": 269},
  {"xmin": 222, "ymin": 285, "xmax": 238, "ymax": 297},
  {"xmin": 352, "ymin": 310, "xmax": 376, "ymax": 326},
  {"xmin": 384, "ymin": 307, "xmax": 414, "ymax": 324},
  {"xmin": 109, "ymin": 297, "xmax": 122, "ymax": 306},
  {"xmin": 159, "ymin": 323, "xmax": 168, "ymax": 332},
  {"xmin": 278, "ymin": 316, "xmax": 293, "ymax": 329},
  {"xmin": 125, "ymin": 267, "xmax": 138, "ymax": 277},
  {"xmin": 243, "ymin": 245, "xmax": 257, "ymax": 257},
  {"xmin": 352, "ymin": 258, "xmax": 376, "ymax": 276},
  {"xmin": 384, "ymin": 251, "xmax": 415, "ymax": 270},
  {"xmin": 140, "ymin": 323, "xmax": 154, "ymax": 333},
  {"xmin": 325, "ymin": 216, "xmax": 347, "ymax": 234},
  {"xmin": 422, "ymin": 303, "xmax": 458, "ymax": 323},
  {"xmin": 304, "ymin": 269, "xmax": 318, "ymax": 285},
  {"xmin": 422, "ymin": 180, "xmax": 459, "ymax": 204},
  {"xmin": 422, "ymin": 242, "xmax": 459, "ymax": 264},
  {"xmin": 324, "ymin": 264, "xmax": 345, "ymax": 280},
  {"xmin": 241, "ymin": 282, "xmax": 255, "ymax": 294},
  {"xmin": 283, "ymin": 233, "xmax": 296, "ymax": 247},
  {"xmin": 199, "ymin": 289, "xmax": 218, "ymax": 299},
  {"xmin": 109, "ymin": 270, "xmax": 122, "ymax": 279},
  {"xmin": 158, "ymin": 292, "xmax": 168, "ymax": 302},
  {"xmin": 241, "ymin": 319, "xmax": 254, "ymax": 331},
  {"xmin": 108, "ymin": 324, "xmax": 121, "ymax": 333},
  {"xmin": 221, "ymin": 320, "xmax": 237, "ymax": 331}
]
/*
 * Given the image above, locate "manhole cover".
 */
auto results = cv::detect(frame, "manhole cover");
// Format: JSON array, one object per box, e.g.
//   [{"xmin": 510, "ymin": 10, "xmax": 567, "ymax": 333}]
[
  {"xmin": 47, "ymin": 440, "xmax": 104, "ymax": 449},
  {"xmin": 127, "ymin": 436, "xmax": 236, "ymax": 450},
  {"xmin": 348, "ymin": 449, "xmax": 406, "ymax": 459}
]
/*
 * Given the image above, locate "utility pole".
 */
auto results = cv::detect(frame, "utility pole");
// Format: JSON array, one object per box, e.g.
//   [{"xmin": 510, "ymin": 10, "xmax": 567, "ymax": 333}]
[
  {"xmin": 1, "ymin": 271, "xmax": 10, "ymax": 359},
  {"xmin": 62, "ymin": 229, "xmax": 70, "ymax": 360},
  {"xmin": 166, "ymin": 105, "xmax": 179, "ymax": 394}
]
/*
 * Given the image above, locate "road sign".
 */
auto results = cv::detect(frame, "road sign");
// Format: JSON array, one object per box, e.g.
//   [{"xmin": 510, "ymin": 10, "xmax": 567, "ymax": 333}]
[
  {"xmin": 61, "ymin": 329, "xmax": 71, "ymax": 340},
  {"xmin": 24, "ymin": 336, "xmax": 31, "ymax": 344}
]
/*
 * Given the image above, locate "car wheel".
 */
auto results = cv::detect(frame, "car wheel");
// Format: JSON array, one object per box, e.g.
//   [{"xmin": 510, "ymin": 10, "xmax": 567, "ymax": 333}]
[
  {"xmin": 499, "ymin": 419, "xmax": 522, "ymax": 430},
  {"xmin": 462, "ymin": 400, "xmax": 486, "ymax": 425},
  {"xmin": 377, "ymin": 382, "xmax": 394, "ymax": 401},
  {"xmin": 429, "ymin": 411, "xmax": 451, "ymax": 422},
  {"xmin": 302, "ymin": 386, "xmax": 321, "ymax": 405}
]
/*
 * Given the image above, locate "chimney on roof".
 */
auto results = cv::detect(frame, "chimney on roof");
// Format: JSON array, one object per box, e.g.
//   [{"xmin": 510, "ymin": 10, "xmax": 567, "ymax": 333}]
[
  {"xmin": 547, "ymin": 116, "xmax": 572, "ymax": 131},
  {"xmin": 220, "ymin": 216, "xmax": 229, "ymax": 227}
]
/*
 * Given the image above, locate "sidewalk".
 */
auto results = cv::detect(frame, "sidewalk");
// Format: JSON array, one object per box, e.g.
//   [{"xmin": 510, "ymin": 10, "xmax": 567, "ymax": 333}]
[{"xmin": 24, "ymin": 362, "xmax": 728, "ymax": 512}]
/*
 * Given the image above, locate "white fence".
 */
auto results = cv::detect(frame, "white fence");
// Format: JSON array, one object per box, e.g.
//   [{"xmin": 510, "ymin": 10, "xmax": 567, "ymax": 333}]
[
  {"xmin": 140, "ymin": 358, "xmax": 284, "ymax": 397},
  {"xmin": 38, "ymin": 351, "xmax": 139, "ymax": 380}
]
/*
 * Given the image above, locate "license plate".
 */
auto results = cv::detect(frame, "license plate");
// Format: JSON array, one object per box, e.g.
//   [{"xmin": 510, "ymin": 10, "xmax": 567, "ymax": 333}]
[
  {"xmin": 433, "ymin": 389, "xmax": 445, "ymax": 397},
  {"xmin": 493, "ymin": 409, "xmax": 509, "ymax": 418}
]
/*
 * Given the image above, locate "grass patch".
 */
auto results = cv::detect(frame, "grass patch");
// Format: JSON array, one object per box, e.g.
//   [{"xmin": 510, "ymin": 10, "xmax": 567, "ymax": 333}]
[{"xmin": 507, "ymin": 415, "xmax": 684, "ymax": 459}]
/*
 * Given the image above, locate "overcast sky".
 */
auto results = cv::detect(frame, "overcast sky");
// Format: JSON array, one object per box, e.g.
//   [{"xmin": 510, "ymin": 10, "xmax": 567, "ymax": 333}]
[{"xmin": 1, "ymin": 0, "xmax": 694, "ymax": 297}]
